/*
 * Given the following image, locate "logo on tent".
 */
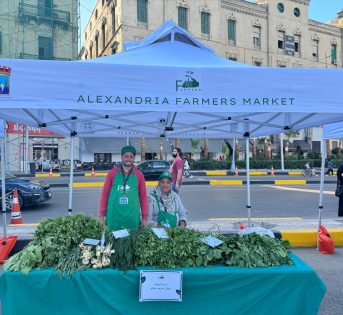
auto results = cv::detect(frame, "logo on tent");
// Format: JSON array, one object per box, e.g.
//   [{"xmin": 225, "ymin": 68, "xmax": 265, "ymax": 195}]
[
  {"xmin": 0, "ymin": 66, "xmax": 11, "ymax": 96},
  {"xmin": 176, "ymin": 70, "xmax": 200, "ymax": 92}
]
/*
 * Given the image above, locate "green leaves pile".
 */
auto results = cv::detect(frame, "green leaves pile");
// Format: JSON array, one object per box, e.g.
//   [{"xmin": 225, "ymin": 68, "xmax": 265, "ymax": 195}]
[
  {"xmin": 5, "ymin": 214, "xmax": 292, "ymax": 276},
  {"xmin": 5, "ymin": 214, "xmax": 108, "ymax": 276}
]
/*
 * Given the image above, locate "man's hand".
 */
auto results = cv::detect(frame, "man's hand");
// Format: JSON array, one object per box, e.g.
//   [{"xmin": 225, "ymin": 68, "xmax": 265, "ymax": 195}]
[
  {"xmin": 99, "ymin": 216, "xmax": 105, "ymax": 224},
  {"xmin": 175, "ymin": 183, "xmax": 180, "ymax": 193}
]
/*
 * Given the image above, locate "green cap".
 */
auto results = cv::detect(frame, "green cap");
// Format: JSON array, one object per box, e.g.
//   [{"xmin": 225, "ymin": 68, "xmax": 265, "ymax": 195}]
[
  {"xmin": 121, "ymin": 145, "xmax": 136, "ymax": 156},
  {"xmin": 159, "ymin": 171, "xmax": 172, "ymax": 181}
]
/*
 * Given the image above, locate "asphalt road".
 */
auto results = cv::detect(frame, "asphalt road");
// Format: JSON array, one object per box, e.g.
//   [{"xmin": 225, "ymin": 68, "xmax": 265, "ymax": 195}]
[{"xmin": 4, "ymin": 183, "xmax": 340, "ymax": 224}]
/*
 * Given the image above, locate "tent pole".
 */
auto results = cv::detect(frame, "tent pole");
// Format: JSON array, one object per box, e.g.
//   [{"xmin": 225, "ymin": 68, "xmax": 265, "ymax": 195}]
[
  {"xmin": 230, "ymin": 138, "xmax": 236, "ymax": 173},
  {"xmin": 246, "ymin": 138, "xmax": 251, "ymax": 227},
  {"xmin": 280, "ymin": 133, "xmax": 284, "ymax": 171},
  {"xmin": 68, "ymin": 135, "xmax": 75, "ymax": 215},
  {"xmin": 25, "ymin": 127, "xmax": 29, "ymax": 174},
  {"xmin": 318, "ymin": 139, "xmax": 326, "ymax": 230},
  {"xmin": 1, "ymin": 122, "xmax": 8, "ymax": 237}
]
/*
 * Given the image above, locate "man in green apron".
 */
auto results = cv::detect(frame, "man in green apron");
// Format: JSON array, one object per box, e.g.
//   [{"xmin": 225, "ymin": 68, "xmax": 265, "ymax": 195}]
[{"xmin": 99, "ymin": 145, "xmax": 148, "ymax": 231}]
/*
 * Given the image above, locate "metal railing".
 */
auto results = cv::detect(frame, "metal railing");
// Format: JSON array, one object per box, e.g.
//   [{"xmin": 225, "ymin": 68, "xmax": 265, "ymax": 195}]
[
  {"xmin": 19, "ymin": 53, "xmax": 71, "ymax": 61},
  {"xmin": 19, "ymin": 3, "xmax": 70, "ymax": 25}
]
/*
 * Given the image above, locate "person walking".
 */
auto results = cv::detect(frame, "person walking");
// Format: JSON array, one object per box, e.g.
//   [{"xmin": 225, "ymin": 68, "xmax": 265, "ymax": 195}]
[
  {"xmin": 326, "ymin": 158, "xmax": 334, "ymax": 176},
  {"xmin": 170, "ymin": 147, "xmax": 183, "ymax": 193},
  {"xmin": 337, "ymin": 164, "xmax": 343, "ymax": 217},
  {"xmin": 99, "ymin": 145, "xmax": 148, "ymax": 231}
]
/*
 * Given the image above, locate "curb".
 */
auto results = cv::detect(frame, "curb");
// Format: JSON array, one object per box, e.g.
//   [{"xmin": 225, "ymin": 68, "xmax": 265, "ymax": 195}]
[{"xmin": 48, "ymin": 180, "xmax": 337, "ymax": 188}]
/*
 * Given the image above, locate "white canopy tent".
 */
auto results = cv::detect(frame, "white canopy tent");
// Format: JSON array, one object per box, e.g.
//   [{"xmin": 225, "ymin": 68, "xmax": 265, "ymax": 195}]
[{"xmin": 1, "ymin": 21, "xmax": 343, "ymax": 233}]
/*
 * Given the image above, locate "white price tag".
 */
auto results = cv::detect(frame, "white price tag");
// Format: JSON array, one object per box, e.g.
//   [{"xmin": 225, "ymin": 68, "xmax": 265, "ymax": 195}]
[
  {"xmin": 83, "ymin": 238, "xmax": 100, "ymax": 246},
  {"xmin": 112, "ymin": 229, "xmax": 130, "ymax": 239},
  {"xmin": 200, "ymin": 236, "xmax": 224, "ymax": 248},
  {"xmin": 152, "ymin": 228, "xmax": 169, "ymax": 239}
]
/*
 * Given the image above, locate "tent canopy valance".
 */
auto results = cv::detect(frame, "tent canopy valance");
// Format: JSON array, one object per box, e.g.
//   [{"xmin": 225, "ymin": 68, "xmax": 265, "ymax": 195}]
[{"xmin": 0, "ymin": 21, "xmax": 343, "ymax": 139}]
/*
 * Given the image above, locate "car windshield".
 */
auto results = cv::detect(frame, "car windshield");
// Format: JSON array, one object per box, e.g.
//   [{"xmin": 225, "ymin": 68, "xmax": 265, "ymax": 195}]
[{"xmin": 0, "ymin": 172, "xmax": 16, "ymax": 179}]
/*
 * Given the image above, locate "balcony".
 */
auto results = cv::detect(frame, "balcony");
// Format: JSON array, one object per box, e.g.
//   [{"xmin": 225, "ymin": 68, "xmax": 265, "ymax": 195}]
[
  {"xmin": 19, "ymin": 3, "xmax": 70, "ymax": 28},
  {"xmin": 19, "ymin": 53, "xmax": 71, "ymax": 61}
]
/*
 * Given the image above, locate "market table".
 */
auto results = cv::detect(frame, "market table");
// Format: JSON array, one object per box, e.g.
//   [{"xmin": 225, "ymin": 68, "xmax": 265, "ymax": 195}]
[{"xmin": 0, "ymin": 253, "xmax": 325, "ymax": 315}]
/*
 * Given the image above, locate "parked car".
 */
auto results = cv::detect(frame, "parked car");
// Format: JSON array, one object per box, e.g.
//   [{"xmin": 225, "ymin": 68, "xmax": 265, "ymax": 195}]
[
  {"xmin": 136, "ymin": 160, "xmax": 170, "ymax": 180},
  {"xmin": 0, "ymin": 173, "xmax": 52, "ymax": 211}
]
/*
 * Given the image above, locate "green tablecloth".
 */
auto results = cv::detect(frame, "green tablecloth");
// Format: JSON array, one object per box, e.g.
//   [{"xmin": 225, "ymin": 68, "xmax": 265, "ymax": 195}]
[{"xmin": 0, "ymin": 253, "xmax": 325, "ymax": 315}]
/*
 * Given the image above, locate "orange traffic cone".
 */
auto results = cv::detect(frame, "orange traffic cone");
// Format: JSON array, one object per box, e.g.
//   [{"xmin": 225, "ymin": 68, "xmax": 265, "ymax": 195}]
[
  {"xmin": 317, "ymin": 225, "xmax": 335, "ymax": 254},
  {"xmin": 49, "ymin": 167, "xmax": 53, "ymax": 177},
  {"xmin": 10, "ymin": 189, "xmax": 23, "ymax": 225},
  {"xmin": 271, "ymin": 166, "xmax": 275, "ymax": 176},
  {"xmin": 234, "ymin": 166, "xmax": 239, "ymax": 176},
  {"xmin": 91, "ymin": 166, "xmax": 95, "ymax": 176}
]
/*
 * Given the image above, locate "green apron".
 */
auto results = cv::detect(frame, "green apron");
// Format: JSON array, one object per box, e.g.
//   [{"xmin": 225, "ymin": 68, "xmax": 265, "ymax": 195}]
[
  {"xmin": 154, "ymin": 191, "xmax": 177, "ymax": 228},
  {"xmin": 106, "ymin": 167, "xmax": 141, "ymax": 231}
]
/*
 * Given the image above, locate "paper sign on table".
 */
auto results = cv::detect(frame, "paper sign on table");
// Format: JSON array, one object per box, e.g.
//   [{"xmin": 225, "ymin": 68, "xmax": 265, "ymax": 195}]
[
  {"xmin": 200, "ymin": 236, "xmax": 224, "ymax": 248},
  {"xmin": 112, "ymin": 229, "xmax": 130, "ymax": 239},
  {"xmin": 152, "ymin": 228, "xmax": 169, "ymax": 239},
  {"xmin": 139, "ymin": 271, "xmax": 183, "ymax": 302}
]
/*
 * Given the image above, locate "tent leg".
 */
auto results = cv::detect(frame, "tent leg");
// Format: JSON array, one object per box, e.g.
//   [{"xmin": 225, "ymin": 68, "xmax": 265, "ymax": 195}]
[
  {"xmin": 1, "ymin": 128, "xmax": 8, "ymax": 237},
  {"xmin": 246, "ymin": 138, "xmax": 251, "ymax": 227},
  {"xmin": 230, "ymin": 138, "xmax": 236, "ymax": 173},
  {"xmin": 68, "ymin": 135, "xmax": 75, "ymax": 215},
  {"xmin": 280, "ymin": 133, "xmax": 284, "ymax": 171},
  {"xmin": 318, "ymin": 139, "xmax": 326, "ymax": 230}
]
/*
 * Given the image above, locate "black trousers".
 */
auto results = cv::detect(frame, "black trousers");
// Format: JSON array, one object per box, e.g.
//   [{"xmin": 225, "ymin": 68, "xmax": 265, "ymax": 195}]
[{"xmin": 339, "ymin": 196, "xmax": 343, "ymax": 217}]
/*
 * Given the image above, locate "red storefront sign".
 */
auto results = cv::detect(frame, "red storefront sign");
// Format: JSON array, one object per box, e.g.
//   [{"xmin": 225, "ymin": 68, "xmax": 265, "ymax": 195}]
[{"xmin": 5, "ymin": 122, "xmax": 59, "ymax": 135}]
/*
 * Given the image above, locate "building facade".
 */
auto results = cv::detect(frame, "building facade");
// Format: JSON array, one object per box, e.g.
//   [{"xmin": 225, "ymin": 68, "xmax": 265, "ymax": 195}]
[
  {"xmin": 0, "ymin": 0, "xmax": 80, "ymax": 171},
  {"xmin": 80, "ymin": 0, "xmax": 343, "ymax": 159}
]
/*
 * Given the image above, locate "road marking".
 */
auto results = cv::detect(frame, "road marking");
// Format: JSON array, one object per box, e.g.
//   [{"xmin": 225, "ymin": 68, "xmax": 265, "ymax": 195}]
[
  {"xmin": 206, "ymin": 171, "xmax": 227, "ymax": 176},
  {"xmin": 35, "ymin": 174, "xmax": 60, "ymax": 177},
  {"xmin": 85, "ymin": 173, "xmax": 108, "ymax": 177},
  {"xmin": 210, "ymin": 180, "xmax": 243, "ymax": 185},
  {"xmin": 288, "ymin": 171, "xmax": 303, "ymax": 175},
  {"xmin": 274, "ymin": 180, "xmax": 307, "ymax": 185},
  {"xmin": 264, "ymin": 185, "xmax": 335, "ymax": 195},
  {"xmin": 209, "ymin": 217, "xmax": 304, "ymax": 221}
]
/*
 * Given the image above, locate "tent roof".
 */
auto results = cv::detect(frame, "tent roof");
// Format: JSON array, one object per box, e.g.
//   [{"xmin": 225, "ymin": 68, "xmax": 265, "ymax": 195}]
[
  {"xmin": 323, "ymin": 122, "xmax": 343, "ymax": 139},
  {"xmin": 1, "ymin": 21, "xmax": 343, "ymax": 140}
]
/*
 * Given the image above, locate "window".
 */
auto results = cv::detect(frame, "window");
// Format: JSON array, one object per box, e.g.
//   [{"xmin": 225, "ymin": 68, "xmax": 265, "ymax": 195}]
[
  {"xmin": 294, "ymin": 8, "xmax": 300, "ymax": 17},
  {"xmin": 90, "ymin": 22, "xmax": 92, "ymax": 30},
  {"xmin": 331, "ymin": 44, "xmax": 337, "ymax": 64},
  {"xmin": 228, "ymin": 19, "xmax": 236, "ymax": 45},
  {"xmin": 85, "ymin": 32, "xmax": 87, "ymax": 40},
  {"xmin": 254, "ymin": 61, "xmax": 262, "ymax": 66},
  {"xmin": 253, "ymin": 26, "xmax": 261, "ymax": 49},
  {"xmin": 0, "ymin": 31, "xmax": 2, "ymax": 54},
  {"xmin": 95, "ymin": 10, "xmax": 98, "ymax": 20},
  {"xmin": 178, "ymin": 7, "xmax": 188, "ymax": 30},
  {"xmin": 95, "ymin": 35, "xmax": 99, "ymax": 57},
  {"xmin": 90, "ymin": 46, "xmax": 93, "ymax": 58},
  {"xmin": 111, "ymin": 41, "xmax": 118, "ymax": 54},
  {"xmin": 137, "ymin": 0, "xmax": 148, "ymax": 23},
  {"xmin": 111, "ymin": 6, "xmax": 116, "ymax": 35},
  {"xmin": 38, "ymin": 0, "xmax": 52, "ymax": 18},
  {"xmin": 102, "ymin": 24, "xmax": 106, "ymax": 50},
  {"xmin": 201, "ymin": 12, "xmax": 210, "ymax": 35},
  {"xmin": 294, "ymin": 35, "xmax": 300, "ymax": 56},
  {"xmin": 277, "ymin": 3, "xmax": 284, "ymax": 13},
  {"xmin": 312, "ymin": 41, "xmax": 319, "ymax": 61},
  {"xmin": 228, "ymin": 56, "xmax": 237, "ymax": 61},
  {"xmin": 94, "ymin": 153, "xmax": 112, "ymax": 164},
  {"xmin": 38, "ymin": 36, "xmax": 52, "ymax": 60},
  {"xmin": 102, "ymin": 0, "xmax": 105, "ymax": 6}
]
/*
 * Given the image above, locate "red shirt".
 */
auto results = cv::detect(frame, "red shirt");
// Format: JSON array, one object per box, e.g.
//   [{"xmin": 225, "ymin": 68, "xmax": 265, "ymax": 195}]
[
  {"xmin": 171, "ymin": 157, "xmax": 183, "ymax": 184},
  {"xmin": 99, "ymin": 165, "xmax": 148, "ymax": 220}
]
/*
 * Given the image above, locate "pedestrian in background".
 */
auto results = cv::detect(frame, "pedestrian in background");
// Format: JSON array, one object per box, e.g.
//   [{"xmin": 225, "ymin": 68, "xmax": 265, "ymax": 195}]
[
  {"xmin": 326, "ymin": 158, "xmax": 334, "ymax": 175},
  {"xmin": 169, "ymin": 147, "xmax": 183, "ymax": 193},
  {"xmin": 336, "ymin": 164, "xmax": 343, "ymax": 217}
]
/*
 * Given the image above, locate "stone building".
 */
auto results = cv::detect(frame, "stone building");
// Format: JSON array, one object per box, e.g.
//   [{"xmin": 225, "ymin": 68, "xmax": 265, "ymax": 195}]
[{"xmin": 0, "ymin": 0, "xmax": 79, "ymax": 171}]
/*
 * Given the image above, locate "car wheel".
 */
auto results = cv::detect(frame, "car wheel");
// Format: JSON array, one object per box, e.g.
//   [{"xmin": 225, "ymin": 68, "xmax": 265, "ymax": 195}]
[{"xmin": 4, "ymin": 192, "xmax": 23, "ymax": 212}]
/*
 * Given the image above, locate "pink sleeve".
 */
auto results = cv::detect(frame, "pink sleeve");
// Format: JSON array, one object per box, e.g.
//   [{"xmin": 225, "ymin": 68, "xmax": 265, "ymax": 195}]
[
  {"xmin": 136, "ymin": 169, "xmax": 148, "ymax": 220},
  {"xmin": 99, "ymin": 167, "xmax": 117, "ymax": 217}
]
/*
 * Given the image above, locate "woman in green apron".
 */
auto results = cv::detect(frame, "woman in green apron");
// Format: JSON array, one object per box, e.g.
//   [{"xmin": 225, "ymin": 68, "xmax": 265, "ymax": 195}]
[{"xmin": 149, "ymin": 171, "xmax": 187, "ymax": 228}]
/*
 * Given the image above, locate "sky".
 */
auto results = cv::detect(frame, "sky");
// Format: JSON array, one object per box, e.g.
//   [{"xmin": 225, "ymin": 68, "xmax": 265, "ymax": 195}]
[{"xmin": 80, "ymin": 0, "xmax": 343, "ymax": 42}]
